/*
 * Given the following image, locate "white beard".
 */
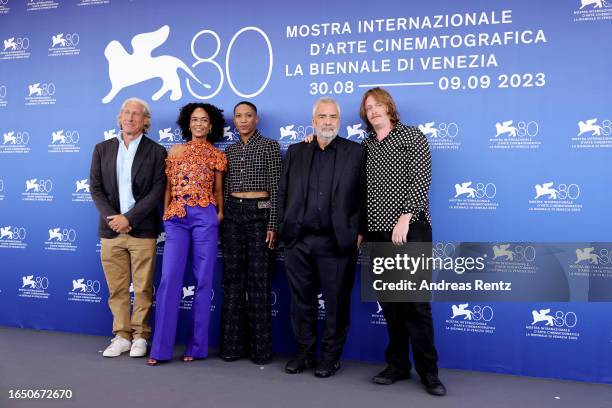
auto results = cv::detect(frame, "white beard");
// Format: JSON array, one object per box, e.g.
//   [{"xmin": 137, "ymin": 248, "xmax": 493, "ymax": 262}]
[{"xmin": 316, "ymin": 128, "xmax": 337, "ymax": 141}]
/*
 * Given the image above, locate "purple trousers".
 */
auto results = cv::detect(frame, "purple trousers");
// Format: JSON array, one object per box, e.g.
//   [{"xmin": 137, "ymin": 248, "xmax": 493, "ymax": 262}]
[{"xmin": 150, "ymin": 205, "xmax": 218, "ymax": 360}]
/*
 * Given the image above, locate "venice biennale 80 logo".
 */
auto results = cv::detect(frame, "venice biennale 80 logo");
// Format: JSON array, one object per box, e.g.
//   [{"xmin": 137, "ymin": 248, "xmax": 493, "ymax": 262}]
[
  {"xmin": 574, "ymin": 0, "xmax": 612, "ymax": 23},
  {"xmin": 102, "ymin": 25, "xmax": 272, "ymax": 103},
  {"xmin": 1, "ymin": 130, "xmax": 30, "ymax": 154},
  {"xmin": 529, "ymin": 182, "xmax": 582, "ymax": 213},
  {"xmin": 71, "ymin": 278, "xmax": 100, "ymax": 293},
  {"xmin": 0, "ymin": 226, "xmax": 27, "ymax": 249},
  {"xmin": 418, "ymin": 121, "xmax": 461, "ymax": 150},
  {"xmin": 3, "ymin": 130, "xmax": 28, "ymax": 144},
  {"xmin": 490, "ymin": 119, "xmax": 541, "ymax": 149},
  {"xmin": 572, "ymin": 118, "xmax": 612, "ymax": 148},
  {"xmin": 1, "ymin": 36, "xmax": 30, "ymax": 60},
  {"xmin": 25, "ymin": 82, "xmax": 56, "ymax": 106},
  {"xmin": 45, "ymin": 227, "xmax": 78, "ymax": 252},
  {"xmin": 279, "ymin": 123, "xmax": 314, "ymax": 147},
  {"xmin": 72, "ymin": 178, "xmax": 92, "ymax": 203},
  {"xmin": 22, "ymin": 178, "xmax": 54, "ymax": 202},
  {"xmin": 446, "ymin": 303, "xmax": 495, "ymax": 334},
  {"xmin": 51, "ymin": 33, "xmax": 79, "ymax": 48},
  {"xmin": 49, "ymin": 129, "xmax": 80, "ymax": 153},
  {"xmin": 449, "ymin": 181, "xmax": 499, "ymax": 211},
  {"xmin": 527, "ymin": 307, "xmax": 579, "ymax": 341},
  {"xmin": 346, "ymin": 124, "xmax": 367, "ymax": 140},
  {"xmin": 69, "ymin": 278, "xmax": 102, "ymax": 303},
  {"xmin": 49, "ymin": 32, "xmax": 81, "ymax": 57},
  {"xmin": 19, "ymin": 275, "xmax": 50, "ymax": 299}
]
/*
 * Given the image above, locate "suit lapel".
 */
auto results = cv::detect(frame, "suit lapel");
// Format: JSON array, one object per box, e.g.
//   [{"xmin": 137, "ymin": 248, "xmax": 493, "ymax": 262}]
[
  {"xmin": 331, "ymin": 138, "xmax": 349, "ymax": 199},
  {"xmin": 131, "ymin": 136, "xmax": 149, "ymax": 182},
  {"xmin": 109, "ymin": 138, "xmax": 120, "ymax": 200},
  {"xmin": 300, "ymin": 142, "xmax": 316, "ymax": 201}
]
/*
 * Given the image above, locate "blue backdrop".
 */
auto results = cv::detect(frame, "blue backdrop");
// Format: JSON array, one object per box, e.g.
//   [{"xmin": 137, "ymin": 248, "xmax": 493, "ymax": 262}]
[{"xmin": 0, "ymin": 0, "xmax": 611, "ymax": 383}]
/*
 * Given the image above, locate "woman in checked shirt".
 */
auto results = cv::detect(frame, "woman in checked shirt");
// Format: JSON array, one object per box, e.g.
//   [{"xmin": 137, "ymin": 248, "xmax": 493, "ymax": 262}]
[{"xmin": 219, "ymin": 101, "xmax": 282, "ymax": 365}]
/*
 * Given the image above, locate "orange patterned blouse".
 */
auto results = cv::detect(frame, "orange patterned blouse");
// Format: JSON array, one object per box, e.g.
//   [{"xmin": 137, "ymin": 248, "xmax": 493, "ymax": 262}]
[{"xmin": 163, "ymin": 140, "xmax": 227, "ymax": 220}]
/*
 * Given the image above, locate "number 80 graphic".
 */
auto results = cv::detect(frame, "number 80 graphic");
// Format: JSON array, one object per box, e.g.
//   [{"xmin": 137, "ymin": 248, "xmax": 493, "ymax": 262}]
[{"xmin": 187, "ymin": 27, "xmax": 273, "ymax": 99}]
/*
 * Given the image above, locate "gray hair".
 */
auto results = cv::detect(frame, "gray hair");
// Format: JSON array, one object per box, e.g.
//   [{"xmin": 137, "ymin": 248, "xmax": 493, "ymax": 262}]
[
  {"xmin": 312, "ymin": 96, "xmax": 341, "ymax": 118},
  {"xmin": 116, "ymin": 97, "xmax": 152, "ymax": 132}
]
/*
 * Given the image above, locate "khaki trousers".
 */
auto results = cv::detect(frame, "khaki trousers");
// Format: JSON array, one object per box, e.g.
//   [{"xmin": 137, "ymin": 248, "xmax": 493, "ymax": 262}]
[{"xmin": 100, "ymin": 234, "xmax": 156, "ymax": 341}]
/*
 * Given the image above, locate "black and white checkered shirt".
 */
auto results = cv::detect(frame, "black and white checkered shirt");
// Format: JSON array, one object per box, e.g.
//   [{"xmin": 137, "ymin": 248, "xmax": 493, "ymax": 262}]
[
  {"xmin": 363, "ymin": 122, "xmax": 432, "ymax": 232},
  {"xmin": 224, "ymin": 130, "xmax": 282, "ymax": 231}
]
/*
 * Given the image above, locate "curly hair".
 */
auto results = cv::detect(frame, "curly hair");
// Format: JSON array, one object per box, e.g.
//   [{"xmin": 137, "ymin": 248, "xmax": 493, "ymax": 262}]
[{"xmin": 177, "ymin": 103, "xmax": 225, "ymax": 143}]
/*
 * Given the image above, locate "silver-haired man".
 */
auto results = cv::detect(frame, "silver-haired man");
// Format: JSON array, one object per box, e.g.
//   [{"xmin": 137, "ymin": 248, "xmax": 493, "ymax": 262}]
[{"xmin": 90, "ymin": 97, "xmax": 167, "ymax": 357}]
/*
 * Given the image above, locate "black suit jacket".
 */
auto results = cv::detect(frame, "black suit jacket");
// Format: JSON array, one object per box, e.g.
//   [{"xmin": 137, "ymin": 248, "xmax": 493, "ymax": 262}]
[
  {"xmin": 277, "ymin": 137, "xmax": 366, "ymax": 254},
  {"xmin": 90, "ymin": 135, "xmax": 167, "ymax": 239}
]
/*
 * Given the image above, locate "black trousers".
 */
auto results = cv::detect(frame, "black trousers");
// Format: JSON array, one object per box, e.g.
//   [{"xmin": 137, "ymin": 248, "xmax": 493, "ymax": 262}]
[
  {"xmin": 284, "ymin": 233, "xmax": 357, "ymax": 361},
  {"xmin": 367, "ymin": 221, "xmax": 439, "ymax": 377},
  {"xmin": 220, "ymin": 197, "xmax": 273, "ymax": 360}
]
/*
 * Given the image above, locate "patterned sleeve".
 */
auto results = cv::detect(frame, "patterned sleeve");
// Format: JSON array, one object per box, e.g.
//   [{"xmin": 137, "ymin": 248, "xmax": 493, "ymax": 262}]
[
  {"xmin": 222, "ymin": 145, "xmax": 232, "ymax": 202},
  {"xmin": 267, "ymin": 140, "xmax": 282, "ymax": 231},
  {"xmin": 402, "ymin": 128, "xmax": 432, "ymax": 216},
  {"xmin": 215, "ymin": 149, "xmax": 228, "ymax": 172}
]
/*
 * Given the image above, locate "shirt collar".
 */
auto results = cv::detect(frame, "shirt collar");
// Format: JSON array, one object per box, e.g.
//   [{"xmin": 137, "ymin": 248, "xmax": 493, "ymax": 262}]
[
  {"xmin": 315, "ymin": 135, "xmax": 338, "ymax": 151},
  {"xmin": 240, "ymin": 129, "xmax": 261, "ymax": 146},
  {"xmin": 366, "ymin": 123, "xmax": 401, "ymax": 144},
  {"xmin": 119, "ymin": 133, "xmax": 143, "ymax": 150}
]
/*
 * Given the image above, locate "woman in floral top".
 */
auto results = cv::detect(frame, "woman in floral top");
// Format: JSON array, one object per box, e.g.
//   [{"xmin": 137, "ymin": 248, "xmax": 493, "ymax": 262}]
[{"xmin": 148, "ymin": 103, "xmax": 227, "ymax": 365}]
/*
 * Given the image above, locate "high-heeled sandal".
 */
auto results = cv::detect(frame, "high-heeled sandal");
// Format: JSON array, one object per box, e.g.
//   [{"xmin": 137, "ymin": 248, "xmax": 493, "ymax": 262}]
[{"xmin": 147, "ymin": 358, "xmax": 159, "ymax": 366}]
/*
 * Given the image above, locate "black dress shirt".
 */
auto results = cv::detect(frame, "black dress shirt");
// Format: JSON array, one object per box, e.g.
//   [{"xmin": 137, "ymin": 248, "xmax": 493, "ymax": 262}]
[{"xmin": 302, "ymin": 137, "xmax": 338, "ymax": 233}]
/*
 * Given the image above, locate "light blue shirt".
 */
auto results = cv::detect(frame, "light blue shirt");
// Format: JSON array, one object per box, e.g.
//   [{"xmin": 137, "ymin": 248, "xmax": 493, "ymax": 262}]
[{"xmin": 116, "ymin": 134, "xmax": 143, "ymax": 214}]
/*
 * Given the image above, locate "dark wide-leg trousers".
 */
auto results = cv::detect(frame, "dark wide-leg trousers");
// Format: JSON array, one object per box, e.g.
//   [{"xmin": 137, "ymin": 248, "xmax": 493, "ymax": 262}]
[
  {"xmin": 284, "ymin": 233, "xmax": 357, "ymax": 361},
  {"xmin": 220, "ymin": 197, "xmax": 273, "ymax": 360},
  {"xmin": 367, "ymin": 221, "xmax": 439, "ymax": 377}
]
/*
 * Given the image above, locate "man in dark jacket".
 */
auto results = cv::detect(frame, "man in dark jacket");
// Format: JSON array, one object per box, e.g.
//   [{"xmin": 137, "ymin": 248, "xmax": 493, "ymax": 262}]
[
  {"xmin": 278, "ymin": 97, "xmax": 366, "ymax": 378},
  {"xmin": 90, "ymin": 97, "xmax": 167, "ymax": 358}
]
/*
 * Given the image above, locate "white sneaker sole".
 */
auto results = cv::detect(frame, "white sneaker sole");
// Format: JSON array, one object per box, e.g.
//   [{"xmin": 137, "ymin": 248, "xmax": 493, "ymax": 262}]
[{"xmin": 102, "ymin": 348, "xmax": 130, "ymax": 357}]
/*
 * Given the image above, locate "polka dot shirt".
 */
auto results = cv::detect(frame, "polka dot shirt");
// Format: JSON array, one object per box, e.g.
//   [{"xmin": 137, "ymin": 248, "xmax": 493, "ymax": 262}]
[{"xmin": 363, "ymin": 122, "xmax": 432, "ymax": 232}]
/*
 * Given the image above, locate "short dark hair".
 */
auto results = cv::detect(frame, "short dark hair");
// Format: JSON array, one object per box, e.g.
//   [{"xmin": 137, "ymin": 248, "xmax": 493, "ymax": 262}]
[
  {"xmin": 233, "ymin": 101, "xmax": 258, "ymax": 115},
  {"xmin": 177, "ymin": 103, "xmax": 225, "ymax": 143}
]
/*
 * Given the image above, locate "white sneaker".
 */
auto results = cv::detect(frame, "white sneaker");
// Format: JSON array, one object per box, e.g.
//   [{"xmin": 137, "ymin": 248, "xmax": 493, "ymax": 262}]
[
  {"xmin": 129, "ymin": 338, "xmax": 148, "ymax": 357},
  {"xmin": 102, "ymin": 335, "xmax": 131, "ymax": 357}
]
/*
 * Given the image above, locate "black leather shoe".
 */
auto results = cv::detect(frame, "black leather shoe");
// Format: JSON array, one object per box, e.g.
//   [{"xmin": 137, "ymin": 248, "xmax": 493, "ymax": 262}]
[
  {"xmin": 372, "ymin": 366, "xmax": 411, "ymax": 385},
  {"xmin": 285, "ymin": 356, "xmax": 314, "ymax": 374},
  {"xmin": 422, "ymin": 373, "xmax": 446, "ymax": 396},
  {"xmin": 220, "ymin": 354, "xmax": 242, "ymax": 362},
  {"xmin": 314, "ymin": 360, "xmax": 341, "ymax": 378}
]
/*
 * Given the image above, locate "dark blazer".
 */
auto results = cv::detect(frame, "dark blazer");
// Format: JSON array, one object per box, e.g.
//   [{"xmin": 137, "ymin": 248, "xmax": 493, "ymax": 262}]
[
  {"xmin": 90, "ymin": 135, "xmax": 167, "ymax": 239},
  {"xmin": 277, "ymin": 136, "xmax": 366, "ymax": 254}
]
